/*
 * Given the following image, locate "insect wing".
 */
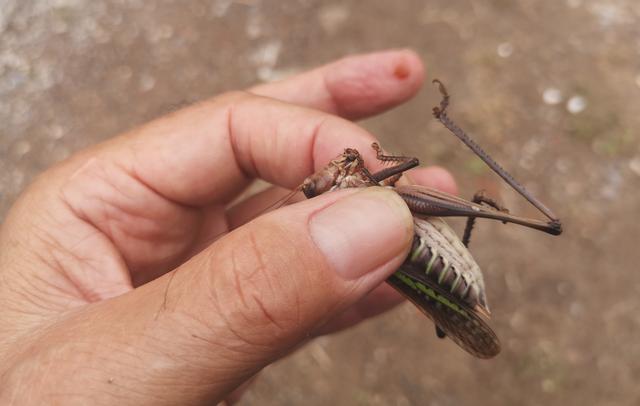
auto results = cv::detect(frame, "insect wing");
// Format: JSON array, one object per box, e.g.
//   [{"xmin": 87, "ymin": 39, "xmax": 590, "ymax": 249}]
[{"xmin": 388, "ymin": 265, "xmax": 501, "ymax": 359}]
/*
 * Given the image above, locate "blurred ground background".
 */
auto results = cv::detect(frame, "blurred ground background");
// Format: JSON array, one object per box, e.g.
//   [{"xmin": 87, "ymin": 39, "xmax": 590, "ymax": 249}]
[{"xmin": 1, "ymin": 0, "xmax": 640, "ymax": 405}]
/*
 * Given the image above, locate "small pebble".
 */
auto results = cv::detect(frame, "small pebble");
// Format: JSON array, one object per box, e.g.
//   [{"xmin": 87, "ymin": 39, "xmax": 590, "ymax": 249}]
[
  {"xmin": 589, "ymin": 3, "xmax": 628, "ymax": 27},
  {"xmin": 212, "ymin": 0, "xmax": 233, "ymax": 17},
  {"xmin": 569, "ymin": 301, "xmax": 584, "ymax": 317},
  {"xmin": 245, "ymin": 11, "xmax": 262, "ymax": 39},
  {"xmin": 543, "ymin": 88, "xmax": 562, "ymax": 105},
  {"xmin": 567, "ymin": 95, "xmax": 587, "ymax": 114},
  {"xmin": 497, "ymin": 42, "xmax": 513, "ymax": 58},
  {"xmin": 319, "ymin": 4, "xmax": 350, "ymax": 34},
  {"xmin": 13, "ymin": 140, "xmax": 31, "ymax": 157},
  {"xmin": 256, "ymin": 66, "xmax": 273, "ymax": 81},
  {"xmin": 541, "ymin": 378, "xmax": 557, "ymax": 393},
  {"xmin": 250, "ymin": 40, "xmax": 281, "ymax": 68},
  {"xmin": 556, "ymin": 281, "xmax": 570, "ymax": 296},
  {"xmin": 139, "ymin": 74, "xmax": 156, "ymax": 92},
  {"xmin": 48, "ymin": 124, "xmax": 65, "ymax": 140}
]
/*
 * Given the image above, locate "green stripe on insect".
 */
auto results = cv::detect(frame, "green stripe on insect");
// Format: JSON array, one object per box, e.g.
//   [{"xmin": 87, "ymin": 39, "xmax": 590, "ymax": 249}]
[{"xmin": 394, "ymin": 272, "xmax": 468, "ymax": 317}]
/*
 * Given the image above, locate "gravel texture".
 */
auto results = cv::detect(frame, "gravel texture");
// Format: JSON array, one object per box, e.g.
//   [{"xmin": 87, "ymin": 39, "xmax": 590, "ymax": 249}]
[{"xmin": 2, "ymin": 1, "xmax": 640, "ymax": 405}]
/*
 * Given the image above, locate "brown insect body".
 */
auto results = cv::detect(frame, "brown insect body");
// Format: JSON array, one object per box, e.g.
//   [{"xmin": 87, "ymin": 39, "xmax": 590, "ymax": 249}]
[
  {"xmin": 297, "ymin": 80, "xmax": 561, "ymax": 358},
  {"xmin": 388, "ymin": 217, "xmax": 501, "ymax": 358},
  {"xmin": 301, "ymin": 148, "xmax": 376, "ymax": 198},
  {"xmin": 405, "ymin": 217, "xmax": 488, "ymax": 313},
  {"xmin": 303, "ymin": 147, "xmax": 501, "ymax": 357}
]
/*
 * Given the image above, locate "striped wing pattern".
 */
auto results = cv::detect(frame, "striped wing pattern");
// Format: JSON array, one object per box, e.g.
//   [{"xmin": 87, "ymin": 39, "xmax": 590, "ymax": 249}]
[
  {"xmin": 388, "ymin": 268, "xmax": 500, "ymax": 359},
  {"xmin": 388, "ymin": 217, "xmax": 501, "ymax": 359}
]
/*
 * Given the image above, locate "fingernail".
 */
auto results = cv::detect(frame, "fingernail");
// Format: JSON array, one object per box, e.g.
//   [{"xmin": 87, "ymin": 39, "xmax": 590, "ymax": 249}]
[{"xmin": 309, "ymin": 187, "xmax": 413, "ymax": 280}]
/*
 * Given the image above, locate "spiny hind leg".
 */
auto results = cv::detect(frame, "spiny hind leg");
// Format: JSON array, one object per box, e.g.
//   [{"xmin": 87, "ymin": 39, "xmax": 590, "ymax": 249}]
[{"xmin": 369, "ymin": 142, "xmax": 419, "ymax": 186}]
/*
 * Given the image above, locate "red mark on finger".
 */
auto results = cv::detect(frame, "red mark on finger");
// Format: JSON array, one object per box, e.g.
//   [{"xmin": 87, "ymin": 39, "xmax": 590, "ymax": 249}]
[{"xmin": 393, "ymin": 62, "xmax": 410, "ymax": 80}]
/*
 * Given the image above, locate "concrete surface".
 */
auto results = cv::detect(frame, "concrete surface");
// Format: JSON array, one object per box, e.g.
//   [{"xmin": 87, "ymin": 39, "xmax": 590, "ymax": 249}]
[{"xmin": 2, "ymin": 0, "xmax": 640, "ymax": 405}]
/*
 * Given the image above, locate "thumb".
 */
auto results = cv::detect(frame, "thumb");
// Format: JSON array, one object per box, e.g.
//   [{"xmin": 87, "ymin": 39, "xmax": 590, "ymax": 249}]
[
  {"xmin": 199, "ymin": 187, "xmax": 414, "ymax": 348},
  {"xmin": 8, "ymin": 187, "xmax": 413, "ymax": 405}
]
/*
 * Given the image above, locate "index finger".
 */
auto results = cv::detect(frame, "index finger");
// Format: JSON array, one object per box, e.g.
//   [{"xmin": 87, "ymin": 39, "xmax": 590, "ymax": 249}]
[
  {"xmin": 250, "ymin": 49, "xmax": 424, "ymax": 120},
  {"xmin": 57, "ymin": 51, "xmax": 425, "ymax": 206},
  {"xmin": 109, "ymin": 92, "xmax": 385, "ymax": 206}
]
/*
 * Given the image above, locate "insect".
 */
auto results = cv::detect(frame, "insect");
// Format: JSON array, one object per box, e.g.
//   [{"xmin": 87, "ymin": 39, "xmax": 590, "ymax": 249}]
[{"xmin": 298, "ymin": 80, "xmax": 562, "ymax": 358}]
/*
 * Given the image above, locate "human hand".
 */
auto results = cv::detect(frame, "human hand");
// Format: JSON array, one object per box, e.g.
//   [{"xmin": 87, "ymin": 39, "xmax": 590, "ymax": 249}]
[{"xmin": 0, "ymin": 50, "xmax": 456, "ymax": 404}]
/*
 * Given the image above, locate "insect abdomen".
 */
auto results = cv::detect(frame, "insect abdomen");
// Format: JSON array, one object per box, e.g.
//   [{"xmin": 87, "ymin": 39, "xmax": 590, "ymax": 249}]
[
  {"xmin": 405, "ymin": 217, "xmax": 489, "ymax": 313},
  {"xmin": 388, "ymin": 217, "xmax": 501, "ymax": 358}
]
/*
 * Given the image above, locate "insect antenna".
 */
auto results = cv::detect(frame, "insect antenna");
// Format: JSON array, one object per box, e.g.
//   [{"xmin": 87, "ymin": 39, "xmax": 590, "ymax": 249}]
[{"xmin": 254, "ymin": 186, "xmax": 301, "ymax": 217}]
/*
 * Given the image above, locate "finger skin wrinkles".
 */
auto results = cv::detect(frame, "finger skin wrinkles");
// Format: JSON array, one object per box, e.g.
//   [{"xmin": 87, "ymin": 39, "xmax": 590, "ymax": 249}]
[
  {"xmin": 64, "ymin": 157, "xmax": 183, "ymax": 246},
  {"xmin": 306, "ymin": 114, "xmax": 329, "ymax": 182},
  {"xmin": 319, "ymin": 72, "xmax": 341, "ymax": 115},
  {"xmin": 3, "ymin": 214, "xmax": 98, "ymax": 308},
  {"xmin": 244, "ymin": 231, "xmax": 285, "ymax": 332},
  {"xmin": 214, "ymin": 230, "xmax": 288, "ymax": 348},
  {"xmin": 225, "ymin": 95, "xmax": 256, "ymax": 183},
  {"xmin": 206, "ymin": 223, "xmax": 310, "ymax": 353},
  {"xmin": 59, "ymin": 154, "xmax": 200, "ymax": 283},
  {"xmin": 226, "ymin": 93, "xmax": 278, "ymax": 183},
  {"xmin": 196, "ymin": 248, "xmax": 277, "ymax": 367},
  {"xmin": 52, "ymin": 197, "xmax": 131, "ymax": 300},
  {"xmin": 322, "ymin": 65, "xmax": 381, "ymax": 120},
  {"xmin": 226, "ymin": 91, "xmax": 344, "ymax": 190}
]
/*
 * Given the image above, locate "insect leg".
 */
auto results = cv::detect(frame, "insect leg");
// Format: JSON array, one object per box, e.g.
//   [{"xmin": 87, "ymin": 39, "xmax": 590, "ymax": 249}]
[
  {"xmin": 375, "ymin": 172, "xmax": 402, "ymax": 187},
  {"xmin": 369, "ymin": 143, "xmax": 420, "ymax": 185},
  {"xmin": 371, "ymin": 142, "xmax": 415, "ymax": 164},
  {"xmin": 431, "ymin": 79, "xmax": 450, "ymax": 117},
  {"xmin": 462, "ymin": 191, "xmax": 510, "ymax": 247},
  {"xmin": 431, "ymin": 79, "xmax": 560, "ymax": 226}
]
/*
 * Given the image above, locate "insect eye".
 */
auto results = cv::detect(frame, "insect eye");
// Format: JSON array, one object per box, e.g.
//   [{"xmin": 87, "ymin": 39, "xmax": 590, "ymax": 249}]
[
  {"xmin": 343, "ymin": 151, "xmax": 359, "ymax": 162},
  {"xmin": 301, "ymin": 182, "xmax": 316, "ymax": 198}
]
